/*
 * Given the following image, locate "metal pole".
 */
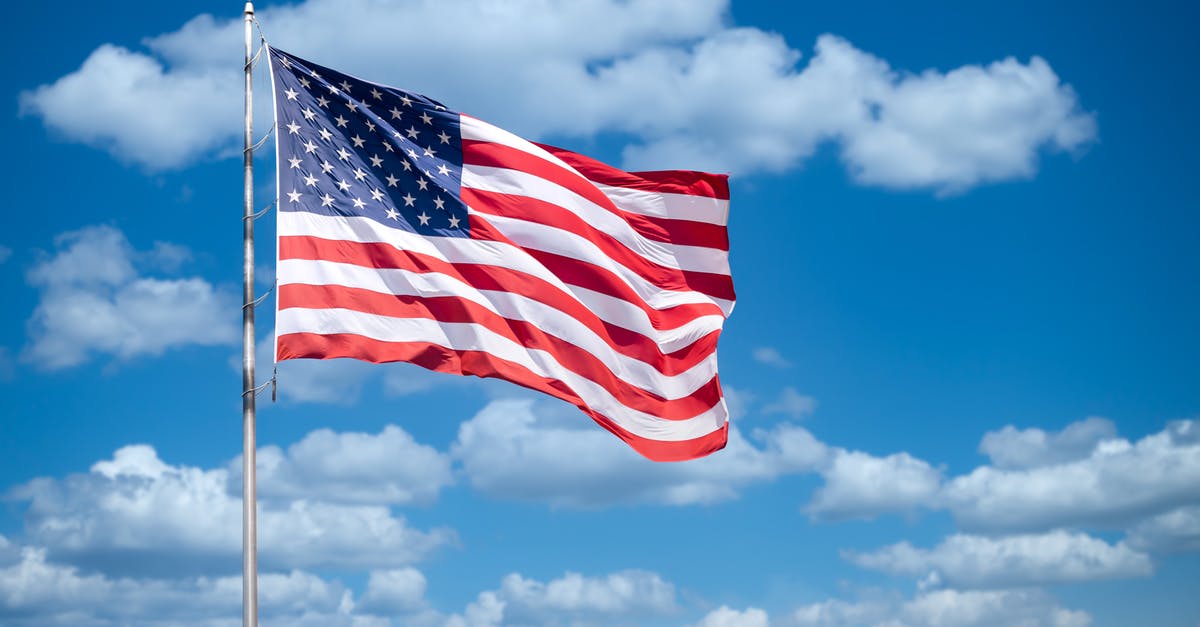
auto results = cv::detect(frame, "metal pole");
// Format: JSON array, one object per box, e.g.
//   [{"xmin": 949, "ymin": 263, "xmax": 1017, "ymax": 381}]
[{"xmin": 241, "ymin": 3, "xmax": 258, "ymax": 627}]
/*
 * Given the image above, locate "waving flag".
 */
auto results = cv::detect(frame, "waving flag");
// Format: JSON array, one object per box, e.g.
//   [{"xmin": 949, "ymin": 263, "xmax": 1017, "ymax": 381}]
[{"xmin": 268, "ymin": 47, "xmax": 734, "ymax": 461}]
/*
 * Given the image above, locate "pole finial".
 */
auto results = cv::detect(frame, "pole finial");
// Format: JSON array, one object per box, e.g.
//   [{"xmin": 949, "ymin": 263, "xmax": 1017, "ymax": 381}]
[{"xmin": 245, "ymin": 2, "xmax": 254, "ymax": 15}]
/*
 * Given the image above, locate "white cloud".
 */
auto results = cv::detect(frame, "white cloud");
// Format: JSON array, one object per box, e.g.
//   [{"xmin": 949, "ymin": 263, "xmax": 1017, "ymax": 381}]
[
  {"xmin": 11, "ymin": 441, "xmax": 454, "ymax": 576},
  {"xmin": 943, "ymin": 419, "xmax": 1200, "ymax": 532},
  {"xmin": 452, "ymin": 398, "xmax": 830, "ymax": 508},
  {"xmin": 752, "ymin": 347, "xmax": 791, "ymax": 369},
  {"xmin": 693, "ymin": 605, "xmax": 770, "ymax": 627},
  {"xmin": 762, "ymin": 387, "xmax": 816, "ymax": 420},
  {"xmin": 1126, "ymin": 506, "xmax": 1200, "ymax": 554},
  {"xmin": 0, "ymin": 546, "xmax": 372, "ymax": 626},
  {"xmin": 449, "ymin": 569, "xmax": 677, "ymax": 627},
  {"xmin": 23, "ymin": 0, "xmax": 1093, "ymax": 193},
  {"xmin": 357, "ymin": 568, "xmax": 428, "ymax": 616},
  {"xmin": 789, "ymin": 589, "xmax": 1091, "ymax": 627},
  {"xmin": 806, "ymin": 450, "xmax": 942, "ymax": 521},
  {"xmin": 847, "ymin": 530, "xmax": 1153, "ymax": 589},
  {"xmin": 0, "ymin": 245, "xmax": 12, "ymax": 264},
  {"xmin": 23, "ymin": 225, "xmax": 238, "ymax": 370},
  {"xmin": 978, "ymin": 417, "xmax": 1117, "ymax": 469},
  {"xmin": 251, "ymin": 425, "xmax": 454, "ymax": 506}
]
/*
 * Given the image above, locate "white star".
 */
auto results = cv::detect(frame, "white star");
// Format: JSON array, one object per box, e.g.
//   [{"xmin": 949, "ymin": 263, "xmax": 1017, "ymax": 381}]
[
  {"xmin": 288, "ymin": 156, "xmax": 302, "ymax": 169},
  {"xmin": 302, "ymin": 140, "xmax": 318, "ymax": 153},
  {"xmin": 351, "ymin": 135, "xmax": 366, "ymax": 148},
  {"xmin": 303, "ymin": 173, "xmax": 318, "ymax": 186},
  {"xmin": 336, "ymin": 147, "xmax": 352, "ymax": 161},
  {"xmin": 336, "ymin": 179, "xmax": 351, "ymax": 191},
  {"xmin": 370, "ymin": 154, "xmax": 384, "ymax": 168},
  {"xmin": 352, "ymin": 197, "xmax": 366, "ymax": 209},
  {"xmin": 279, "ymin": 56, "xmax": 291, "ymax": 68},
  {"xmin": 400, "ymin": 94, "xmax": 413, "ymax": 107},
  {"xmin": 406, "ymin": 126, "xmax": 419, "ymax": 139},
  {"xmin": 318, "ymin": 127, "xmax": 333, "ymax": 142},
  {"xmin": 298, "ymin": 76, "xmax": 310, "ymax": 88},
  {"xmin": 287, "ymin": 189, "xmax": 302, "ymax": 203},
  {"xmin": 401, "ymin": 193, "xmax": 416, "ymax": 207},
  {"xmin": 302, "ymin": 107, "xmax": 317, "ymax": 120},
  {"xmin": 320, "ymin": 193, "xmax": 335, "ymax": 207},
  {"xmin": 371, "ymin": 88, "xmax": 383, "ymax": 100},
  {"xmin": 370, "ymin": 188, "xmax": 385, "ymax": 201},
  {"xmin": 437, "ymin": 163, "xmax": 451, "ymax": 177},
  {"xmin": 352, "ymin": 167, "xmax": 368, "ymax": 181},
  {"xmin": 334, "ymin": 115, "xmax": 349, "ymax": 128},
  {"xmin": 407, "ymin": 148, "xmax": 418, "ymax": 159},
  {"xmin": 386, "ymin": 174, "xmax": 400, "ymax": 187},
  {"xmin": 317, "ymin": 95, "xmax": 330, "ymax": 108},
  {"xmin": 286, "ymin": 121, "xmax": 301, "ymax": 135},
  {"xmin": 390, "ymin": 107, "xmax": 403, "ymax": 119},
  {"xmin": 320, "ymin": 160, "xmax": 335, "ymax": 174},
  {"xmin": 433, "ymin": 196, "xmax": 445, "ymax": 210},
  {"xmin": 311, "ymin": 71, "xmax": 322, "ymax": 81},
  {"xmin": 285, "ymin": 88, "xmax": 299, "ymax": 101},
  {"xmin": 346, "ymin": 100, "xmax": 359, "ymax": 113},
  {"xmin": 417, "ymin": 212, "xmax": 431, "ymax": 226},
  {"xmin": 448, "ymin": 215, "xmax": 461, "ymax": 228},
  {"xmin": 420, "ymin": 112, "xmax": 433, "ymax": 125},
  {"xmin": 416, "ymin": 178, "xmax": 429, "ymax": 191},
  {"xmin": 382, "ymin": 142, "xmax": 395, "ymax": 153},
  {"xmin": 365, "ymin": 120, "xmax": 376, "ymax": 133},
  {"xmin": 326, "ymin": 83, "xmax": 339, "ymax": 94},
  {"xmin": 400, "ymin": 160, "xmax": 412, "ymax": 172},
  {"xmin": 393, "ymin": 130, "xmax": 404, "ymax": 139},
  {"xmin": 385, "ymin": 207, "xmax": 400, "ymax": 220},
  {"xmin": 438, "ymin": 130, "xmax": 451, "ymax": 144},
  {"xmin": 340, "ymin": 80, "xmax": 353, "ymax": 93},
  {"xmin": 423, "ymin": 146, "xmax": 436, "ymax": 158}
]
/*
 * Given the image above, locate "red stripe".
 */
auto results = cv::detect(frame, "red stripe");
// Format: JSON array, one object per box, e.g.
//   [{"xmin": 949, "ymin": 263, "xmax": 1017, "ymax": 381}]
[
  {"xmin": 278, "ymin": 332, "xmax": 728, "ymax": 461},
  {"xmin": 537, "ymin": 143, "xmax": 730, "ymax": 200},
  {"xmin": 279, "ymin": 235, "xmax": 723, "ymax": 369},
  {"xmin": 279, "ymin": 283, "xmax": 721, "ymax": 419},
  {"xmin": 463, "ymin": 188, "xmax": 735, "ymax": 302},
  {"xmin": 468, "ymin": 214, "xmax": 735, "ymax": 307},
  {"xmin": 463, "ymin": 140, "xmax": 729, "ymax": 251}
]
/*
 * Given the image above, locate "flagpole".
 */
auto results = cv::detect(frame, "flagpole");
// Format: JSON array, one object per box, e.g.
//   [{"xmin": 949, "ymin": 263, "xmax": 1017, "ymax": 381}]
[{"xmin": 241, "ymin": 2, "xmax": 259, "ymax": 627}]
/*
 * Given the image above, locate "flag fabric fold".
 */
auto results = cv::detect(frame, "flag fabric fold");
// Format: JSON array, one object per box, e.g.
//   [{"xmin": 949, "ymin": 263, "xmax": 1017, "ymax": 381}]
[{"xmin": 267, "ymin": 46, "xmax": 734, "ymax": 461}]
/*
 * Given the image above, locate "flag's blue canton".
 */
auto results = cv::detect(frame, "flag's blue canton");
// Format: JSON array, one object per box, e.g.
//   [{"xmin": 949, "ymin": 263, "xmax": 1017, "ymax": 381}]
[{"xmin": 269, "ymin": 47, "xmax": 468, "ymax": 237}]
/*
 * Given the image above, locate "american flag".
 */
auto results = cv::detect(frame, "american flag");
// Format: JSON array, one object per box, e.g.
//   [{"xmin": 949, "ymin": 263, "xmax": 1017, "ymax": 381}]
[{"xmin": 268, "ymin": 47, "xmax": 734, "ymax": 461}]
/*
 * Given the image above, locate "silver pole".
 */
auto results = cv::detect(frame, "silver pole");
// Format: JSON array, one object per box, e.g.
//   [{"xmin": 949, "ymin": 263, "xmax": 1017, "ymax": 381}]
[{"xmin": 241, "ymin": 3, "xmax": 258, "ymax": 627}]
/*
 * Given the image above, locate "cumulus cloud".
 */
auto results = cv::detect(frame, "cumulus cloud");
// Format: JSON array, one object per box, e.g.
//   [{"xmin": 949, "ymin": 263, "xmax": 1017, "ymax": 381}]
[
  {"xmin": 10, "ymin": 440, "xmax": 453, "ymax": 576},
  {"xmin": 943, "ymin": 419, "xmax": 1200, "ymax": 532},
  {"xmin": 790, "ymin": 589, "xmax": 1091, "ymax": 627},
  {"xmin": 0, "ymin": 547, "xmax": 371, "ymax": 627},
  {"xmin": 452, "ymin": 398, "xmax": 830, "ymax": 508},
  {"xmin": 22, "ymin": 0, "xmax": 1093, "ymax": 193},
  {"xmin": 23, "ymin": 225, "xmax": 238, "ymax": 370},
  {"xmin": 806, "ymin": 450, "xmax": 942, "ymax": 521},
  {"xmin": 1126, "ymin": 506, "xmax": 1200, "ymax": 554},
  {"xmin": 357, "ymin": 568, "xmax": 428, "ymax": 616},
  {"xmin": 693, "ymin": 605, "xmax": 770, "ymax": 627},
  {"xmin": 978, "ymin": 417, "xmax": 1117, "ymax": 470},
  {"xmin": 846, "ymin": 530, "xmax": 1153, "ymax": 589},
  {"xmin": 250, "ymin": 425, "xmax": 453, "ymax": 506},
  {"xmin": 448, "ymin": 569, "xmax": 677, "ymax": 627}
]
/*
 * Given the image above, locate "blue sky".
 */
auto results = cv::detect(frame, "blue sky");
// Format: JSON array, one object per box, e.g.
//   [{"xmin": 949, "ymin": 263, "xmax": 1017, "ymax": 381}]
[{"xmin": 2, "ymin": 1, "xmax": 1198, "ymax": 625}]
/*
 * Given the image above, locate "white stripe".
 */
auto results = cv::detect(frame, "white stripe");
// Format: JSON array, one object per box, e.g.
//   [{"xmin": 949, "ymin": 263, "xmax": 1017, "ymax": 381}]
[
  {"xmin": 279, "ymin": 211, "xmax": 734, "ymax": 318},
  {"xmin": 277, "ymin": 307, "xmax": 728, "ymax": 440},
  {"xmin": 462, "ymin": 164, "xmax": 731, "ymax": 276},
  {"xmin": 597, "ymin": 184, "xmax": 729, "ymax": 227},
  {"xmin": 462, "ymin": 115, "xmax": 729, "ymax": 226},
  {"xmin": 278, "ymin": 258, "xmax": 720, "ymax": 397}
]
